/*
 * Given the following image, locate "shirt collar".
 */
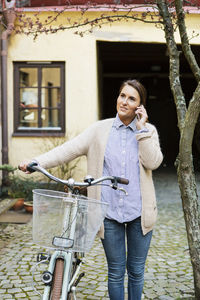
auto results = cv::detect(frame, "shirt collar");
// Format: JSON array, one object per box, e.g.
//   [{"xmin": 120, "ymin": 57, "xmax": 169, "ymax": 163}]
[{"xmin": 113, "ymin": 114, "xmax": 137, "ymax": 131}]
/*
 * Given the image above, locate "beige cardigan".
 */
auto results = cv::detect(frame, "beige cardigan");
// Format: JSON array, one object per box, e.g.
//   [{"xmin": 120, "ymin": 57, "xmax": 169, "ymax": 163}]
[{"xmin": 35, "ymin": 118, "xmax": 163, "ymax": 238}]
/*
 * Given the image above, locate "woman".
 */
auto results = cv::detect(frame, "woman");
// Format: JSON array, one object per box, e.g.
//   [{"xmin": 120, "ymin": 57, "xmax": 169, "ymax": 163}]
[{"xmin": 19, "ymin": 79, "xmax": 163, "ymax": 300}]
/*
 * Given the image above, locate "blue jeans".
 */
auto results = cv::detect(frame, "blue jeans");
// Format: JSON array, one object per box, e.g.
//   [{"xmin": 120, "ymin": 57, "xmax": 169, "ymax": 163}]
[{"xmin": 101, "ymin": 217, "xmax": 152, "ymax": 300}]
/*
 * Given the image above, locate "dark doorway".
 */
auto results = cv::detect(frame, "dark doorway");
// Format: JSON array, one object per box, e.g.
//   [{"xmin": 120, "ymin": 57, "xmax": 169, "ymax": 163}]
[{"xmin": 97, "ymin": 41, "xmax": 200, "ymax": 168}]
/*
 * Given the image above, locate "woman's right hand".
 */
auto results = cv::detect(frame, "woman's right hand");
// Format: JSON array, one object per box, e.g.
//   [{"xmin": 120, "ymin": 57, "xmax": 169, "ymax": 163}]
[{"xmin": 18, "ymin": 160, "xmax": 32, "ymax": 174}]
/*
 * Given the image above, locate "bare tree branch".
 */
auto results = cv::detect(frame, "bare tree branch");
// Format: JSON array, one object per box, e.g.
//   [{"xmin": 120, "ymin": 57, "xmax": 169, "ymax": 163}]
[
  {"xmin": 182, "ymin": 81, "xmax": 200, "ymax": 155},
  {"xmin": 157, "ymin": 0, "xmax": 186, "ymax": 130},
  {"xmin": 14, "ymin": 3, "xmax": 162, "ymax": 36},
  {"xmin": 16, "ymin": 11, "xmax": 162, "ymax": 37},
  {"xmin": 175, "ymin": 0, "xmax": 200, "ymax": 82}
]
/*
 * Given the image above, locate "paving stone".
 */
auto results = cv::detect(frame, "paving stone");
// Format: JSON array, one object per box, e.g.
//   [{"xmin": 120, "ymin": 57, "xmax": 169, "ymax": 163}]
[
  {"xmin": 15, "ymin": 293, "xmax": 27, "ymax": 298},
  {"xmin": 7, "ymin": 288, "xmax": 22, "ymax": 293},
  {"xmin": 157, "ymin": 296, "xmax": 175, "ymax": 300},
  {"xmin": 96, "ymin": 285, "xmax": 107, "ymax": 291},
  {"xmin": 94, "ymin": 291, "xmax": 106, "ymax": 297},
  {"xmin": 27, "ymin": 291, "xmax": 39, "ymax": 296},
  {"xmin": 0, "ymin": 275, "xmax": 8, "ymax": 280},
  {"xmin": 1, "ymin": 284, "xmax": 14, "ymax": 289},
  {"xmin": 22, "ymin": 286, "xmax": 34, "ymax": 292},
  {"xmin": 8, "ymin": 277, "xmax": 20, "ymax": 282},
  {"xmin": 0, "ymin": 280, "xmax": 10, "ymax": 285},
  {"xmin": 15, "ymin": 285, "xmax": 27, "ymax": 289},
  {"xmin": 2, "ymin": 295, "xmax": 14, "ymax": 299},
  {"xmin": 7, "ymin": 272, "xmax": 17, "ymax": 276}
]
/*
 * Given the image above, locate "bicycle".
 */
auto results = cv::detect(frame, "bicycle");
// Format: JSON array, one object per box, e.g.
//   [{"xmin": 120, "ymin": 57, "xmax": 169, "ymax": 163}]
[{"xmin": 25, "ymin": 161, "xmax": 129, "ymax": 300}]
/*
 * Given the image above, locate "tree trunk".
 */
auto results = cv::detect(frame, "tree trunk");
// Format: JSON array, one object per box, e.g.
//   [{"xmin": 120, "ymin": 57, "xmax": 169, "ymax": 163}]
[
  {"xmin": 178, "ymin": 139, "xmax": 200, "ymax": 299},
  {"xmin": 194, "ymin": 118, "xmax": 200, "ymax": 155},
  {"xmin": 157, "ymin": 2, "xmax": 200, "ymax": 297}
]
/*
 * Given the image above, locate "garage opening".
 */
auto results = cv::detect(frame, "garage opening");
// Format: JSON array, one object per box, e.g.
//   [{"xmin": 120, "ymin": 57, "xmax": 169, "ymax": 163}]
[{"xmin": 97, "ymin": 41, "xmax": 200, "ymax": 169}]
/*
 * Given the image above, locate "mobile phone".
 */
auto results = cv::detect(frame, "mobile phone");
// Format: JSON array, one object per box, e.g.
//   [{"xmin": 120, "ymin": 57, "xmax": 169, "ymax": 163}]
[
  {"xmin": 136, "ymin": 113, "xmax": 141, "ymax": 120},
  {"xmin": 136, "ymin": 106, "xmax": 142, "ymax": 120}
]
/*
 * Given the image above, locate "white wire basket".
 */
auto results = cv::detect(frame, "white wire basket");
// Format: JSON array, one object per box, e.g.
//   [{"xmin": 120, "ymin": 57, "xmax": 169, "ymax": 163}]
[{"xmin": 32, "ymin": 189, "xmax": 108, "ymax": 252}]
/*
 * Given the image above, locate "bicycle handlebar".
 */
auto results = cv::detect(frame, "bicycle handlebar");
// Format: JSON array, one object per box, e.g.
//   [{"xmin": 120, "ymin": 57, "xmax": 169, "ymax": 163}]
[
  {"xmin": 113, "ymin": 176, "xmax": 129, "ymax": 185},
  {"xmin": 25, "ymin": 162, "xmax": 129, "ymax": 190}
]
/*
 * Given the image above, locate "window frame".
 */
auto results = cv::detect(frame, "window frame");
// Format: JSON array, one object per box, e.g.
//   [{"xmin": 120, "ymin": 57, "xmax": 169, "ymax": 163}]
[{"xmin": 13, "ymin": 61, "xmax": 65, "ymax": 137}]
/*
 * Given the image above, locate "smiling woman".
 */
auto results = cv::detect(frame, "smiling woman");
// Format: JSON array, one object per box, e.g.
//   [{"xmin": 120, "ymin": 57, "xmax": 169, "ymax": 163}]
[{"xmin": 117, "ymin": 85, "xmax": 141, "ymax": 125}]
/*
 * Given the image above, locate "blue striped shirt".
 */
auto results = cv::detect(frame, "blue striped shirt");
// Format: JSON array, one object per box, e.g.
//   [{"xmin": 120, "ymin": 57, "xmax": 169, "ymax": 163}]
[{"xmin": 101, "ymin": 114, "xmax": 145, "ymax": 223}]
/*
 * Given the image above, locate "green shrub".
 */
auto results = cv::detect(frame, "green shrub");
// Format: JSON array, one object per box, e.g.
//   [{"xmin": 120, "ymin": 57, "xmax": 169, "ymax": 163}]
[
  {"xmin": 41, "ymin": 136, "xmax": 80, "ymax": 181},
  {"xmin": 8, "ymin": 175, "xmax": 64, "ymax": 202},
  {"xmin": 1, "ymin": 135, "xmax": 80, "ymax": 201},
  {"xmin": 0, "ymin": 164, "xmax": 63, "ymax": 201}
]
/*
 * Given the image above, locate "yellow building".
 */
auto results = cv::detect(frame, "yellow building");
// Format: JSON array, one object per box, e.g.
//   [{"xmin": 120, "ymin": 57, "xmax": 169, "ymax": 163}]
[{"xmin": 1, "ymin": 0, "xmax": 200, "ymax": 179}]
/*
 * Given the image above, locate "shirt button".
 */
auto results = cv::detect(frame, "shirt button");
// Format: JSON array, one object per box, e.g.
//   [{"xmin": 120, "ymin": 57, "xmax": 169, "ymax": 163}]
[
  {"xmin": 122, "ymin": 150, "xmax": 125, "ymax": 154},
  {"xmin": 122, "ymin": 162, "xmax": 125, "ymax": 166}
]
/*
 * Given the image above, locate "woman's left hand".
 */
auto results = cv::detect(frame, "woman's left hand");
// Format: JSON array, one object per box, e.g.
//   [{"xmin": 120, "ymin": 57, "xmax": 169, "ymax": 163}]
[{"xmin": 135, "ymin": 105, "xmax": 148, "ymax": 130}]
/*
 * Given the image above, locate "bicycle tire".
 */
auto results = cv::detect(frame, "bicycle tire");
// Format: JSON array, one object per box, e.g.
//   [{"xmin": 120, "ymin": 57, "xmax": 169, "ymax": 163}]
[
  {"xmin": 67, "ymin": 292, "xmax": 73, "ymax": 300},
  {"xmin": 67, "ymin": 253, "xmax": 77, "ymax": 300},
  {"xmin": 51, "ymin": 258, "xmax": 64, "ymax": 300}
]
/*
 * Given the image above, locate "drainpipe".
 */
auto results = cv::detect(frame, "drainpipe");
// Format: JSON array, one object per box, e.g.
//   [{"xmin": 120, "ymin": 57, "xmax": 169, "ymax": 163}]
[{"xmin": 1, "ymin": 5, "xmax": 16, "ymax": 182}]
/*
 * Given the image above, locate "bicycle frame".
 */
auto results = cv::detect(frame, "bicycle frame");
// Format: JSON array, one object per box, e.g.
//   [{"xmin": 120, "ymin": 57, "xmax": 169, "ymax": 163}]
[
  {"xmin": 26, "ymin": 162, "xmax": 129, "ymax": 300},
  {"xmin": 42, "ymin": 194, "xmax": 78, "ymax": 300}
]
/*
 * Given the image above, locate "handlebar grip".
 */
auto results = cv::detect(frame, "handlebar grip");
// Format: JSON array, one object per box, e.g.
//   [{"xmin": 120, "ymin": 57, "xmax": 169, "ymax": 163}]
[
  {"xmin": 26, "ymin": 161, "xmax": 38, "ymax": 173},
  {"xmin": 115, "ymin": 177, "xmax": 129, "ymax": 185}
]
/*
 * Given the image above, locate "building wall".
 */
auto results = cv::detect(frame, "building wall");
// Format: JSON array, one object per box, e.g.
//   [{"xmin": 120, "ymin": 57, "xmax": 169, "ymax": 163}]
[{"xmin": 6, "ymin": 10, "xmax": 200, "ymax": 178}]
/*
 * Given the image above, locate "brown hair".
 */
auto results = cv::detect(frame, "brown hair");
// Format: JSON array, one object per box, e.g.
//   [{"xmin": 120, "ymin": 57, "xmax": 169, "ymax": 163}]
[{"xmin": 119, "ymin": 79, "xmax": 147, "ymax": 106}]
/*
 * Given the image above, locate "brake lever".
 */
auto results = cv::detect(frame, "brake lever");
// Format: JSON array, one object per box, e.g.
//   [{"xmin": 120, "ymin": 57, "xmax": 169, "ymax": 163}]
[
  {"xmin": 118, "ymin": 187, "xmax": 128, "ymax": 196},
  {"xmin": 110, "ymin": 184, "xmax": 128, "ymax": 196}
]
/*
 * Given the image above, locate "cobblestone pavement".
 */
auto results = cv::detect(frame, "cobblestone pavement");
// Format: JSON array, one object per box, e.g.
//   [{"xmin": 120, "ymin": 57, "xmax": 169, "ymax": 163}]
[{"xmin": 0, "ymin": 168, "xmax": 199, "ymax": 299}]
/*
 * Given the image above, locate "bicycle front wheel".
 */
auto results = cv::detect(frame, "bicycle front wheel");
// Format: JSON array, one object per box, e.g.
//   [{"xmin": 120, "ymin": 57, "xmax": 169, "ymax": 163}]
[{"xmin": 51, "ymin": 258, "xmax": 64, "ymax": 300}]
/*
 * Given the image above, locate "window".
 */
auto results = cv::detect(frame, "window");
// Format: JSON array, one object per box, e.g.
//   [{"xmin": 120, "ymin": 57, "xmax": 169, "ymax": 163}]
[{"xmin": 14, "ymin": 62, "xmax": 65, "ymax": 136}]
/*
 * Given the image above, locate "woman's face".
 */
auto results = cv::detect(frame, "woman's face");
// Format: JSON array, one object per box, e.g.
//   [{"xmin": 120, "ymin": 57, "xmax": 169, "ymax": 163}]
[{"xmin": 117, "ymin": 84, "xmax": 141, "ymax": 125}]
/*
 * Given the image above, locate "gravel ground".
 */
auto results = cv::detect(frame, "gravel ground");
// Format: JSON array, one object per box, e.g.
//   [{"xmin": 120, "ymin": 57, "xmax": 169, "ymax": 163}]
[{"xmin": 0, "ymin": 168, "xmax": 199, "ymax": 299}]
